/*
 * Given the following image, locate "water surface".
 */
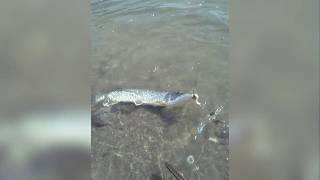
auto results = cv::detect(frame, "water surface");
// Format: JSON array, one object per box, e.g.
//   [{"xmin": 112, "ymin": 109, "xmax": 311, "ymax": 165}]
[{"xmin": 91, "ymin": 0, "xmax": 229, "ymax": 179}]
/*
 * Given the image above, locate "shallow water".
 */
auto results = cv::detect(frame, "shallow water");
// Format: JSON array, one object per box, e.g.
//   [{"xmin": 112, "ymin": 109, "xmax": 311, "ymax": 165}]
[{"xmin": 91, "ymin": 0, "xmax": 229, "ymax": 179}]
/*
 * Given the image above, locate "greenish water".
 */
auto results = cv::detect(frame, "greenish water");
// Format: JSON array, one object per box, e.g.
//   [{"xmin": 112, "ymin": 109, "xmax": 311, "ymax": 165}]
[{"xmin": 91, "ymin": 0, "xmax": 229, "ymax": 179}]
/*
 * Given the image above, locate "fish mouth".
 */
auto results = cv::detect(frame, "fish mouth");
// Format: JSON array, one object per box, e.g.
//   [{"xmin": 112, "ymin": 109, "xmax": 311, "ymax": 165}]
[
  {"xmin": 192, "ymin": 93, "xmax": 198, "ymax": 100},
  {"xmin": 192, "ymin": 93, "xmax": 201, "ymax": 106}
]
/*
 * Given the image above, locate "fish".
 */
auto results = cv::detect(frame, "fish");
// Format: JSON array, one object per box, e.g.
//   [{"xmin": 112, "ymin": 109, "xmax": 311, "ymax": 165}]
[
  {"xmin": 165, "ymin": 162, "xmax": 187, "ymax": 180},
  {"xmin": 96, "ymin": 89, "xmax": 200, "ymax": 108}
]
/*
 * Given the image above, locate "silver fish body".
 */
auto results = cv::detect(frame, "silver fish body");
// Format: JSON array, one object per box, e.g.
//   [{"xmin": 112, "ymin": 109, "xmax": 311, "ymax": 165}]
[{"xmin": 99, "ymin": 89, "xmax": 198, "ymax": 108}]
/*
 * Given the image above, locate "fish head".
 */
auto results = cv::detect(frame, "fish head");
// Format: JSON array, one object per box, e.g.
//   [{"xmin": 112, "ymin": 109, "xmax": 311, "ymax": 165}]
[{"xmin": 165, "ymin": 92, "xmax": 193, "ymax": 107}]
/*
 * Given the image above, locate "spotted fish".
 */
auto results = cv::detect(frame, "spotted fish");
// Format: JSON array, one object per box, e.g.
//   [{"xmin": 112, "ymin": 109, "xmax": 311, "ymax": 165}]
[{"xmin": 95, "ymin": 89, "xmax": 200, "ymax": 108}]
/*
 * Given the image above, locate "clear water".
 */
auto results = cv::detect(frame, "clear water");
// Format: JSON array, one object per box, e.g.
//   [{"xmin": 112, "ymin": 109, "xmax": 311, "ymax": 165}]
[{"xmin": 91, "ymin": 0, "xmax": 229, "ymax": 179}]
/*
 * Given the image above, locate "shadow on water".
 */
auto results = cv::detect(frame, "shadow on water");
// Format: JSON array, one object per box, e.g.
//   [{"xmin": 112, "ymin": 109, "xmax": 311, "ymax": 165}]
[{"xmin": 92, "ymin": 102, "xmax": 184, "ymax": 127}]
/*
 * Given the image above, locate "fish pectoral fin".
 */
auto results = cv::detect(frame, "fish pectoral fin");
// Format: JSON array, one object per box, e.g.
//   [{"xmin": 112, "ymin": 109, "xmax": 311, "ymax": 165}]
[{"xmin": 134, "ymin": 100, "xmax": 143, "ymax": 106}]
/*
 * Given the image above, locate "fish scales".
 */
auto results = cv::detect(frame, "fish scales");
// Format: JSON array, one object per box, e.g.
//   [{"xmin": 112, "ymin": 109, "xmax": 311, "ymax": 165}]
[{"xmin": 107, "ymin": 89, "xmax": 169, "ymax": 106}]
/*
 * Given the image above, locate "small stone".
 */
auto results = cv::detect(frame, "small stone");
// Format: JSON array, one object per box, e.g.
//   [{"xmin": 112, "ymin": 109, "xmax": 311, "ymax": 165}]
[
  {"xmin": 187, "ymin": 155, "xmax": 195, "ymax": 165},
  {"xmin": 209, "ymin": 137, "xmax": 219, "ymax": 143}
]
